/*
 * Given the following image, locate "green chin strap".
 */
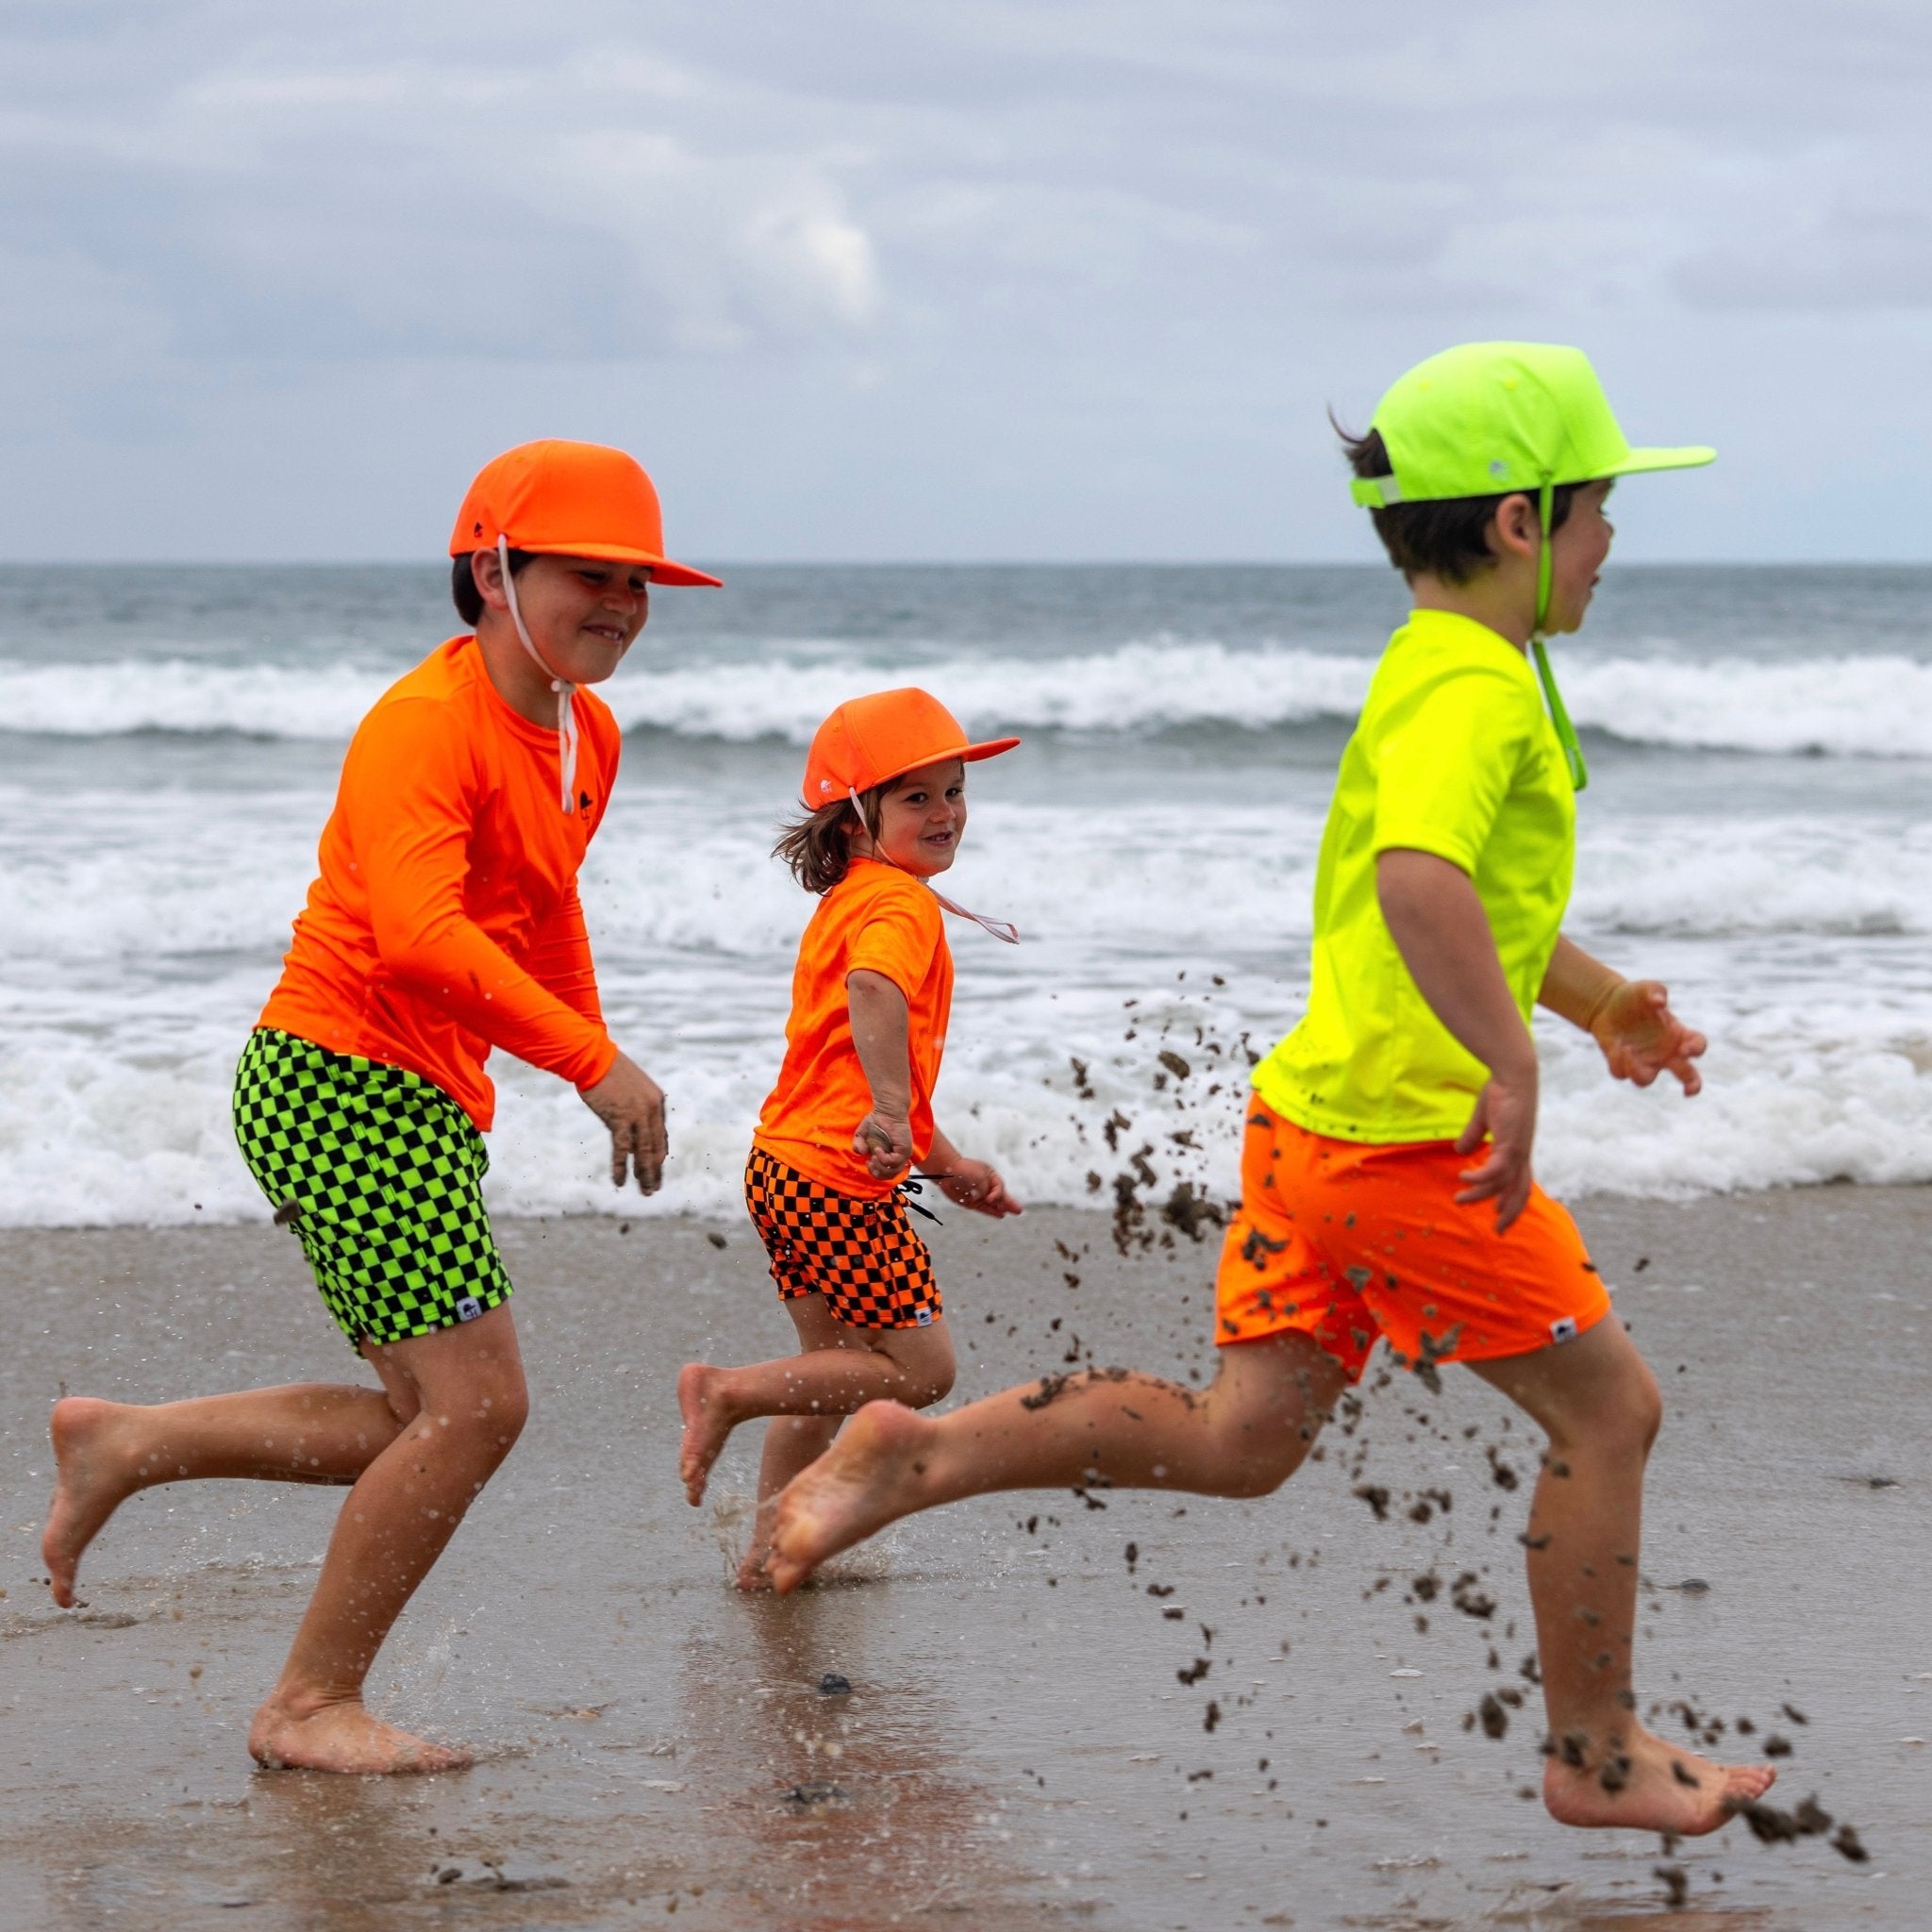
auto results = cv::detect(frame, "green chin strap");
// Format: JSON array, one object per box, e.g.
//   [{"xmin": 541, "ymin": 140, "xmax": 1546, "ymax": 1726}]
[{"xmin": 1528, "ymin": 474, "xmax": 1589, "ymax": 792}]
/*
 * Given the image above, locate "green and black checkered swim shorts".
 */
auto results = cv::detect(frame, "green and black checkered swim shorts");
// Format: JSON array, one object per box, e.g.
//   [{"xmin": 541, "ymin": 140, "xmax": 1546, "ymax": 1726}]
[{"xmin": 233, "ymin": 1028, "xmax": 512, "ymax": 1351}]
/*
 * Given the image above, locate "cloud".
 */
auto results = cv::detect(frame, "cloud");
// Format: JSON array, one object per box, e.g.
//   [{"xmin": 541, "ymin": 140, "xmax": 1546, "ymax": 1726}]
[
  {"xmin": 9, "ymin": 1, "xmax": 1932, "ymax": 365},
  {"xmin": 3, "ymin": 1, "xmax": 1932, "ymax": 558},
  {"xmin": 0, "ymin": 37, "xmax": 885, "ymax": 362}
]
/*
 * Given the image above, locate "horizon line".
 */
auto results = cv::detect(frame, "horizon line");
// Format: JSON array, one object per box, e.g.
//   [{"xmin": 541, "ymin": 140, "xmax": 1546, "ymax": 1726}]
[{"xmin": 1, "ymin": 555, "xmax": 1928, "ymax": 572}]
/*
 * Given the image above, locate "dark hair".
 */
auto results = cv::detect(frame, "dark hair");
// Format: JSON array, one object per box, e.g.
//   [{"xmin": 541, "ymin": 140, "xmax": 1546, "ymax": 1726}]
[
  {"xmin": 773, "ymin": 783, "xmax": 888, "ymax": 894},
  {"xmin": 451, "ymin": 548, "xmax": 534, "ymax": 626},
  {"xmin": 1336, "ymin": 424, "xmax": 1578, "ymax": 584}
]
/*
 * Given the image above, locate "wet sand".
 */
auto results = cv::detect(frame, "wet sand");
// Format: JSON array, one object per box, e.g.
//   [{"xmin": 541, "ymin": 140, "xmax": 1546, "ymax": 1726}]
[{"xmin": 1, "ymin": 1189, "xmax": 1927, "ymax": 1930}]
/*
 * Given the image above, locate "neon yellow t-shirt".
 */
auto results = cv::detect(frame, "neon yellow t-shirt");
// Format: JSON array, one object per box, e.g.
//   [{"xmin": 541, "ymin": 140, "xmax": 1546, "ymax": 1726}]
[{"xmin": 1253, "ymin": 608, "xmax": 1575, "ymax": 1143}]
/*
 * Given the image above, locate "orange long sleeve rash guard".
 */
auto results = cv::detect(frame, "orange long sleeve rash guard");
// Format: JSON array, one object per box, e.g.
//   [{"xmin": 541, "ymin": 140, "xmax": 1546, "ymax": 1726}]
[{"xmin": 259, "ymin": 636, "xmax": 621, "ymax": 1130}]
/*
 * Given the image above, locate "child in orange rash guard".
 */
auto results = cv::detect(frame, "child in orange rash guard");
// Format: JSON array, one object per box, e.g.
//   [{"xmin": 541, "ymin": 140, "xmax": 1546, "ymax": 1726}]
[
  {"xmin": 758, "ymin": 346, "xmax": 1781, "ymax": 1840},
  {"xmin": 677, "ymin": 688, "xmax": 1024, "ymax": 1587},
  {"xmin": 40, "ymin": 441, "xmax": 719, "ymax": 1776}
]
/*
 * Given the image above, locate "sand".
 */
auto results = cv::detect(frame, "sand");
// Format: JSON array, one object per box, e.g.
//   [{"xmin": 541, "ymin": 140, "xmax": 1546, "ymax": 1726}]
[{"xmin": 1, "ymin": 1189, "xmax": 1927, "ymax": 1930}]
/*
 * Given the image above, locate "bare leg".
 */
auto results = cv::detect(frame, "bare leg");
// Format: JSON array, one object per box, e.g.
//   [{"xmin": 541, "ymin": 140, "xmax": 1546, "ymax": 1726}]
[
  {"xmin": 679, "ymin": 1300, "xmax": 956, "ymax": 1507},
  {"xmin": 1469, "ymin": 1316, "xmax": 1775, "ymax": 1835},
  {"xmin": 45, "ymin": 1307, "xmax": 529, "ymax": 1773},
  {"xmin": 44, "ymin": 1382, "xmax": 409, "ymax": 1607},
  {"xmin": 765, "ymin": 1330, "xmax": 1344, "ymax": 1591},
  {"xmin": 248, "ymin": 1305, "xmax": 528, "ymax": 1773}
]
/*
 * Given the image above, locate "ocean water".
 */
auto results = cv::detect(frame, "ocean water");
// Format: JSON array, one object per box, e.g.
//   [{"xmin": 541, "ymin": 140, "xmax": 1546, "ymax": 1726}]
[{"xmin": 4, "ymin": 561, "xmax": 1931, "ymax": 1229}]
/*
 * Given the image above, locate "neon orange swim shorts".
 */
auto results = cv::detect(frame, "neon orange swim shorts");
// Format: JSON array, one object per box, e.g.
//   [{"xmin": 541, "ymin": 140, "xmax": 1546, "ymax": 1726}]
[{"xmin": 1212, "ymin": 1098, "xmax": 1610, "ymax": 1382}]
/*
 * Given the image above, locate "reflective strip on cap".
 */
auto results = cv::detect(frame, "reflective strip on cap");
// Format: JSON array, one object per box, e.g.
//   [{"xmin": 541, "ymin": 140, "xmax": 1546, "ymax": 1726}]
[{"xmin": 1349, "ymin": 475, "xmax": 1403, "ymax": 508}]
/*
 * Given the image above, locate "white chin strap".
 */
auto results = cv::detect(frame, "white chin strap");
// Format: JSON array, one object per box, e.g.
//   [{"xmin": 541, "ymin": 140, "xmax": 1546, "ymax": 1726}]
[
  {"xmin": 850, "ymin": 786, "xmax": 1019, "ymax": 944},
  {"xmin": 499, "ymin": 535, "xmax": 579, "ymax": 815}
]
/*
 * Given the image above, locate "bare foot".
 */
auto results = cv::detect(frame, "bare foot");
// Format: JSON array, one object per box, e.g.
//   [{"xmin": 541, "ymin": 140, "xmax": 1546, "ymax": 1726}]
[
  {"xmin": 677, "ymin": 1363, "xmax": 744, "ymax": 1507},
  {"xmin": 735, "ymin": 1496, "xmax": 779, "ymax": 1591},
  {"xmin": 249, "ymin": 1696, "xmax": 473, "ymax": 1774},
  {"xmin": 765, "ymin": 1400, "xmax": 935, "ymax": 1595},
  {"xmin": 735, "ymin": 1545, "xmax": 775, "ymax": 1592},
  {"xmin": 43, "ymin": 1397, "xmax": 148, "ymax": 1608},
  {"xmin": 1542, "ymin": 1725, "xmax": 1776, "ymax": 1835}
]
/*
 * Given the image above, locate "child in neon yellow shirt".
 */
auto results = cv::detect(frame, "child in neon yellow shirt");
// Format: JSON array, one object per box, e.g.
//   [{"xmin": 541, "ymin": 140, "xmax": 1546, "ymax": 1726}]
[{"xmin": 757, "ymin": 343, "xmax": 1777, "ymax": 1840}]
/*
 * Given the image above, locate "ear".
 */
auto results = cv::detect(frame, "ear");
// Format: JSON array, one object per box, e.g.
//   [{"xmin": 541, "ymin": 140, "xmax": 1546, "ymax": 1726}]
[
  {"xmin": 1486, "ymin": 492, "xmax": 1542, "ymax": 565},
  {"xmin": 469, "ymin": 548, "xmax": 511, "ymax": 614}
]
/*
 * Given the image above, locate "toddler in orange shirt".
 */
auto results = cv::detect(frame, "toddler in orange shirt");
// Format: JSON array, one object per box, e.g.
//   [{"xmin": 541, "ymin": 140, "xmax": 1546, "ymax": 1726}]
[{"xmin": 677, "ymin": 688, "xmax": 1022, "ymax": 1585}]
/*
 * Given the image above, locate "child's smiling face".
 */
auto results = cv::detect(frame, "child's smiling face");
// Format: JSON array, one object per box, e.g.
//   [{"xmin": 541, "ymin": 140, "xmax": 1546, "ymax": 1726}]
[
  {"xmin": 510, "ymin": 553, "xmax": 653, "ymax": 685},
  {"xmin": 865, "ymin": 758, "xmax": 968, "ymax": 877}
]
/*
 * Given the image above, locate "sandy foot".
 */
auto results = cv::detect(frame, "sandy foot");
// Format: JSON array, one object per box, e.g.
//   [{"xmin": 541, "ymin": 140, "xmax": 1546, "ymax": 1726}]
[
  {"xmin": 676, "ymin": 1363, "xmax": 742, "ymax": 1507},
  {"xmin": 1542, "ymin": 1727, "xmax": 1776, "ymax": 1835},
  {"xmin": 249, "ymin": 1697, "xmax": 473, "ymax": 1774},
  {"xmin": 42, "ymin": 1397, "xmax": 144, "ymax": 1608},
  {"xmin": 734, "ymin": 1497, "xmax": 780, "ymax": 1591},
  {"xmin": 765, "ymin": 1400, "xmax": 934, "ymax": 1596}
]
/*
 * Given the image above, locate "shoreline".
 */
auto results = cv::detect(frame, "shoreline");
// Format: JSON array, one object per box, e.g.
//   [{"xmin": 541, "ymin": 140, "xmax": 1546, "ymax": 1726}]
[{"xmin": 2, "ymin": 1169, "xmax": 1925, "ymax": 1237}]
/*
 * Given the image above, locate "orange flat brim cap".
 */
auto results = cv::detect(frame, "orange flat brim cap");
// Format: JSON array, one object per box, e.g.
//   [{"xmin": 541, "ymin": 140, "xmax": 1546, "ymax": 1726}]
[
  {"xmin": 802, "ymin": 687, "xmax": 1019, "ymax": 806},
  {"xmin": 451, "ymin": 440, "xmax": 722, "ymax": 587}
]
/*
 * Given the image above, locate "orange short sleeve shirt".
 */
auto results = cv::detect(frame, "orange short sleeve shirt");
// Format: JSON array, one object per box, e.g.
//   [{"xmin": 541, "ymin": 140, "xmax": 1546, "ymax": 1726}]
[{"xmin": 754, "ymin": 859, "xmax": 954, "ymax": 1199}]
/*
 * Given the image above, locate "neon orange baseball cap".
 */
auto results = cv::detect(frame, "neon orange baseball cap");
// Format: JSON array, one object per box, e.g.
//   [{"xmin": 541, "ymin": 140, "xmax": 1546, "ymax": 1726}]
[
  {"xmin": 802, "ymin": 688, "xmax": 1019, "ymax": 807},
  {"xmin": 449, "ymin": 439, "xmax": 722, "ymax": 587}
]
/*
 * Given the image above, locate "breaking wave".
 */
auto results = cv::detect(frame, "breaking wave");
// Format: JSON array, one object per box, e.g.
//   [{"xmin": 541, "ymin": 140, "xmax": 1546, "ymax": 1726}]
[{"xmin": 8, "ymin": 643, "xmax": 1932, "ymax": 758}]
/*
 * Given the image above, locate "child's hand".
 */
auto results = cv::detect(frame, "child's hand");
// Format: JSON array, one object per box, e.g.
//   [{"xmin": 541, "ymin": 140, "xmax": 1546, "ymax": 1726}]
[
  {"xmin": 1589, "ymin": 979, "xmax": 1706, "ymax": 1095},
  {"xmin": 1454, "ymin": 1061, "xmax": 1538, "ymax": 1233},
  {"xmin": 931, "ymin": 1159, "xmax": 1023, "ymax": 1219},
  {"xmin": 853, "ymin": 1108, "xmax": 916, "ymax": 1179},
  {"xmin": 581, "ymin": 1051, "xmax": 668, "ymax": 1193}
]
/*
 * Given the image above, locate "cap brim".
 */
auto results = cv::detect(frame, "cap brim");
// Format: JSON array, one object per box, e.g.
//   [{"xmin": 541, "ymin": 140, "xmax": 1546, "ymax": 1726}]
[
  {"xmin": 1599, "ymin": 444, "xmax": 1716, "ymax": 479},
  {"xmin": 873, "ymin": 736, "xmax": 1022, "ymax": 790},
  {"xmin": 961, "ymin": 736, "xmax": 1022, "ymax": 763},
  {"xmin": 484, "ymin": 538, "xmax": 723, "ymax": 586},
  {"xmin": 598, "ymin": 544, "xmax": 724, "ymax": 587}
]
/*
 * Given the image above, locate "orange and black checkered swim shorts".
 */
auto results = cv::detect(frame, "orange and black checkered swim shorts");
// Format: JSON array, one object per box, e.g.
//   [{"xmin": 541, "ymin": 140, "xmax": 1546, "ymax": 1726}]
[{"xmin": 744, "ymin": 1145, "xmax": 941, "ymax": 1330}]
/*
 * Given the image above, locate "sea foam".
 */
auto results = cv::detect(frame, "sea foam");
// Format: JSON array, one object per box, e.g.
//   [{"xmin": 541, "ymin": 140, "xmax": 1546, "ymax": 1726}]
[
  {"xmin": 5, "ymin": 781, "xmax": 1932, "ymax": 1227},
  {"xmin": 9, "ymin": 642, "xmax": 1932, "ymax": 758}
]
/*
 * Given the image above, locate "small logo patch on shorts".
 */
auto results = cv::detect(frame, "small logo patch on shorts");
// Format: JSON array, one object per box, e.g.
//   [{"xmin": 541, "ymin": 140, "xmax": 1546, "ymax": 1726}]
[
  {"xmin": 456, "ymin": 1297, "xmax": 483, "ymax": 1324},
  {"xmin": 913, "ymin": 1307, "xmax": 934, "ymax": 1326},
  {"xmin": 1549, "ymin": 1316, "xmax": 1580, "ymax": 1344}
]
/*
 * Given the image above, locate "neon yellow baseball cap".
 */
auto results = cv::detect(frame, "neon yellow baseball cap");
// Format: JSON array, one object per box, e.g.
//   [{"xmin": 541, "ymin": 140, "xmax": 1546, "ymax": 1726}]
[
  {"xmin": 1347, "ymin": 342, "xmax": 1713, "ymax": 795},
  {"xmin": 1347, "ymin": 342, "xmax": 1712, "ymax": 508}
]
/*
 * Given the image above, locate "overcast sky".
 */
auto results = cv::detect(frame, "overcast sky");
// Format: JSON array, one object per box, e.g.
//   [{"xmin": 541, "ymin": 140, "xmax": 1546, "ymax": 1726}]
[{"xmin": 3, "ymin": 1, "xmax": 1929, "ymax": 562}]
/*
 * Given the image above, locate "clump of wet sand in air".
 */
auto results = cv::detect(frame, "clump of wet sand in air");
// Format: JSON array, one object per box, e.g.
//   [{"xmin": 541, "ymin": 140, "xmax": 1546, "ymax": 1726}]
[{"xmin": 1070, "ymin": 978, "xmax": 1252, "ymax": 1263}]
